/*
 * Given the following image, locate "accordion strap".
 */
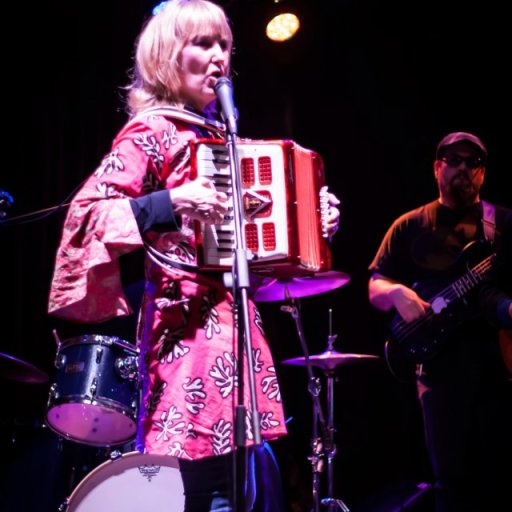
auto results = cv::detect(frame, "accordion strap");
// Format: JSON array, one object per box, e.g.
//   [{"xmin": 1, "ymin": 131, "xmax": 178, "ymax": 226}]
[
  {"xmin": 131, "ymin": 106, "xmax": 226, "ymax": 135},
  {"xmin": 144, "ymin": 242, "xmax": 203, "ymax": 275}
]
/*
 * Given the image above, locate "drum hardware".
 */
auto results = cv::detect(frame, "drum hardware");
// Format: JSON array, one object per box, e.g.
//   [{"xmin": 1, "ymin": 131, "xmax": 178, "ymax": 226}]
[
  {"xmin": 89, "ymin": 378, "xmax": 98, "ymax": 397},
  {"xmin": 280, "ymin": 298, "xmax": 330, "ymax": 512},
  {"xmin": 281, "ymin": 308, "xmax": 380, "ymax": 512},
  {"xmin": 49, "ymin": 382, "xmax": 59, "ymax": 400},
  {"xmin": 115, "ymin": 355, "xmax": 138, "ymax": 380},
  {"xmin": 108, "ymin": 448, "xmax": 123, "ymax": 460},
  {"xmin": 53, "ymin": 328, "xmax": 64, "ymax": 369},
  {"xmin": 55, "ymin": 352, "xmax": 66, "ymax": 369}
]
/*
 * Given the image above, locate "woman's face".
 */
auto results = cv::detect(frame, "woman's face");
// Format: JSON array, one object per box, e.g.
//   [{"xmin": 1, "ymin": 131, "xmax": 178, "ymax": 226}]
[{"xmin": 179, "ymin": 33, "xmax": 230, "ymax": 111}]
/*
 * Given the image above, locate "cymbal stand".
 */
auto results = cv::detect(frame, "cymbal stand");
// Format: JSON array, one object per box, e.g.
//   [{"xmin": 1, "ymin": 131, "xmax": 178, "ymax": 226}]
[
  {"xmin": 320, "ymin": 311, "xmax": 350, "ymax": 512},
  {"xmin": 281, "ymin": 295, "xmax": 328, "ymax": 512}
]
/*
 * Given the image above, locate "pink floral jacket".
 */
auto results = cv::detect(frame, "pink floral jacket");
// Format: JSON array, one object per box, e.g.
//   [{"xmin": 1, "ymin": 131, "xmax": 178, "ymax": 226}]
[{"xmin": 48, "ymin": 108, "xmax": 287, "ymax": 459}]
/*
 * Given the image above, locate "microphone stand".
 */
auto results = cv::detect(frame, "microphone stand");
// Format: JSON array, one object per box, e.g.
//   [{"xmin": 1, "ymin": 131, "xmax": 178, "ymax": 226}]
[{"xmin": 216, "ymin": 79, "xmax": 261, "ymax": 512}]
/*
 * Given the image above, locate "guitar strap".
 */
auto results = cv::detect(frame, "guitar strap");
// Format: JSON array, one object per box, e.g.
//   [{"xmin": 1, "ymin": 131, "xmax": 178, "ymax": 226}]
[{"xmin": 481, "ymin": 200, "xmax": 496, "ymax": 243}]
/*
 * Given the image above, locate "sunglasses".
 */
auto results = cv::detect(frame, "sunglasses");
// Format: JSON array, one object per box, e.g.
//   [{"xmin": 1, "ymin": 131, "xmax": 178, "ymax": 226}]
[{"xmin": 440, "ymin": 155, "xmax": 485, "ymax": 169}]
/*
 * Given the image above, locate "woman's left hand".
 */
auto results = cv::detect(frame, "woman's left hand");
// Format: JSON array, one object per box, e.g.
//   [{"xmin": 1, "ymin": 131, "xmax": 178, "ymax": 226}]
[{"xmin": 325, "ymin": 192, "xmax": 341, "ymax": 237}]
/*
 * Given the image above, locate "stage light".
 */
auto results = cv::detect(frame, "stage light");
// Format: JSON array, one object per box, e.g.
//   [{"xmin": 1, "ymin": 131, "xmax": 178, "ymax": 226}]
[{"xmin": 265, "ymin": 2, "xmax": 300, "ymax": 42}]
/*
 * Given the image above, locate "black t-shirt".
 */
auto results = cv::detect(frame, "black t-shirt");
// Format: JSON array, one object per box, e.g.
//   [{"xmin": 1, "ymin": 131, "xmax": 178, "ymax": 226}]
[{"xmin": 369, "ymin": 200, "xmax": 503, "ymax": 287}]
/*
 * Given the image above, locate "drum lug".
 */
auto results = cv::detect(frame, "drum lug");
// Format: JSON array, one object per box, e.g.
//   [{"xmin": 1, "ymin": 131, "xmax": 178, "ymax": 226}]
[
  {"xmin": 96, "ymin": 347, "xmax": 103, "ymax": 363},
  {"xmin": 54, "ymin": 352, "xmax": 66, "ymax": 369},
  {"xmin": 109, "ymin": 449, "xmax": 123, "ymax": 461},
  {"xmin": 58, "ymin": 497, "xmax": 69, "ymax": 512},
  {"xmin": 90, "ymin": 377, "xmax": 98, "ymax": 397},
  {"xmin": 48, "ymin": 382, "xmax": 59, "ymax": 400},
  {"xmin": 115, "ymin": 356, "xmax": 138, "ymax": 380}
]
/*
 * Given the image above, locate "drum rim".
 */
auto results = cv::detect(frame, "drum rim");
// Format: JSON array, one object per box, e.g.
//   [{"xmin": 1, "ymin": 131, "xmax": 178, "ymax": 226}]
[
  {"xmin": 46, "ymin": 395, "xmax": 138, "ymax": 418},
  {"xmin": 45, "ymin": 399, "xmax": 137, "ymax": 447},
  {"xmin": 58, "ymin": 334, "xmax": 139, "ymax": 353}
]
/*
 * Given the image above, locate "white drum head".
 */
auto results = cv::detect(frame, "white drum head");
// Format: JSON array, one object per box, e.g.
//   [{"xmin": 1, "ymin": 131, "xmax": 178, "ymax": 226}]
[{"xmin": 66, "ymin": 451, "xmax": 185, "ymax": 512}]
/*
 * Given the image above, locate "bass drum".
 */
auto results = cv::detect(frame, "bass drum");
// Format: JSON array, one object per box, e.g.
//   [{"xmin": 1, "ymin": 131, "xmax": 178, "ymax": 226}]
[{"xmin": 64, "ymin": 451, "xmax": 185, "ymax": 512}]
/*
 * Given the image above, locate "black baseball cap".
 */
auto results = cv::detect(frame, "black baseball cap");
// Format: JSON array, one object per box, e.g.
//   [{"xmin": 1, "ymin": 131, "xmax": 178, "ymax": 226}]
[{"xmin": 435, "ymin": 132, "xmax": 488, "ymax": 159}]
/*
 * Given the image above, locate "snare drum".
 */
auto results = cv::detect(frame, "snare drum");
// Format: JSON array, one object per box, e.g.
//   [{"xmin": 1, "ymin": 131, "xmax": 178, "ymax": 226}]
[
  {"xmin": 64, "ymin": 451, "xmax": 185, "ymax": 512},
  {"xmin": 46, "ymin": 335, "xmax": 139, "ymax": 446}
]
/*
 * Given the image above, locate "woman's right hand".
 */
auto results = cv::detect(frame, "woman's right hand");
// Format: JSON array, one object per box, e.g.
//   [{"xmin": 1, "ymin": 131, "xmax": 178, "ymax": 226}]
[{"xmin": 171, "ymin": 177, "xmax": 229, "ymax": 224}]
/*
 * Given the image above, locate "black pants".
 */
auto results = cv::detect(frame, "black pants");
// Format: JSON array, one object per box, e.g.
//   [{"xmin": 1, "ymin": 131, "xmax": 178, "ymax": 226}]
[
  {"xmin": 178, "ymin": 443, "xmax": 286, "ymax": 512},
  {"xmin": 417, "ymin": 337, "xmax": 512, "ymax": 512}
]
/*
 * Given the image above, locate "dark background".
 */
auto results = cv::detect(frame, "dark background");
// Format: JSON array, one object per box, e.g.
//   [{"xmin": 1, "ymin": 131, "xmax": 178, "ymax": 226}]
[{"xmin": 1, "ymin": 0, "xmax": 509, "ymax": 510}]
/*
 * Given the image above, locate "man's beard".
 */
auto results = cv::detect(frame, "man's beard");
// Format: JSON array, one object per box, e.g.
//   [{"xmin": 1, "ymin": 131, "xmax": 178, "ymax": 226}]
[{"xmin": 449, "ymin": 174, "xmax": 479, "ymax": 208}]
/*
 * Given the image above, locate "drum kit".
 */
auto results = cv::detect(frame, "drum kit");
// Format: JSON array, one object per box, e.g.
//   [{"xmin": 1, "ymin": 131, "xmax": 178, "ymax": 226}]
[{"xmin": 1, "ymin": 270, "xmax": 379, "ymax": 511}]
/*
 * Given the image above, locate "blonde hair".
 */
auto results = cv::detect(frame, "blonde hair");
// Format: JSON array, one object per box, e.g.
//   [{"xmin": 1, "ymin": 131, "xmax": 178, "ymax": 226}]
[{"xmin": 126, "ymin": 0, "xmax": 233, "ymax": 115}]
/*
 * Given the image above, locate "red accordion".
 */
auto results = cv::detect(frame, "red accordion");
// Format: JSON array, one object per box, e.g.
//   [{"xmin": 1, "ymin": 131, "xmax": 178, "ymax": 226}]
[{"xmin": 190, "ymin": 138, "xmax": 332, "ymax": 278}]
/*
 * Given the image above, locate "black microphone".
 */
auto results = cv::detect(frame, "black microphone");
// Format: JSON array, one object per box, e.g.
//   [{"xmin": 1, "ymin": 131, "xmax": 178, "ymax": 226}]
[{"xmin": 214, "ymin": 77, "xmax": 238, "ymax": 135}]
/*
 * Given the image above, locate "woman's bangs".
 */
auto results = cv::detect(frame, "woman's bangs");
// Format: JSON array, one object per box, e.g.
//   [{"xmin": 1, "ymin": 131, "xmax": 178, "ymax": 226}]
[{"xmin": 180, "ymin": 7, "xmax": 232, "ymax": 46}]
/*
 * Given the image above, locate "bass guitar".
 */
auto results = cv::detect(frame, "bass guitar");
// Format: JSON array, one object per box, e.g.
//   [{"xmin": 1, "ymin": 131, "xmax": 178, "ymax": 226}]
[{"xmin": 384, "ymin": 240, "xmax": 496, "ymax": 381}]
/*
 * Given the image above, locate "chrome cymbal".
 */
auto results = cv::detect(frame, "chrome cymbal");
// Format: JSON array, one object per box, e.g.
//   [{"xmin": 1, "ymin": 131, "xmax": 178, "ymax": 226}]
[
  {"xmin": 253, "ymin": 271, "xmax": 350, "ymax": 302},
  {"xmin": 0, "ymin": 352, "xmax": 49, "ymax": 384},
  {"xmin": 282, "ymin": 350, "xmax": 380, "ymax": 371}
]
